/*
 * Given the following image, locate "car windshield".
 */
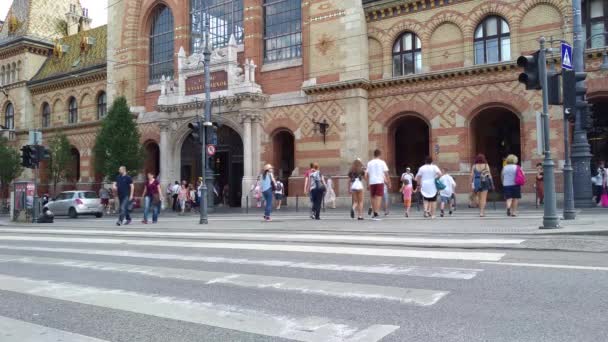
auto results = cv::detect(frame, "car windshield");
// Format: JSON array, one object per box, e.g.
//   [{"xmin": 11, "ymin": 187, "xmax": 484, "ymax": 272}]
[{"xmin": 80, "ymin": 192, "xmax": 99, "ymax": 199}]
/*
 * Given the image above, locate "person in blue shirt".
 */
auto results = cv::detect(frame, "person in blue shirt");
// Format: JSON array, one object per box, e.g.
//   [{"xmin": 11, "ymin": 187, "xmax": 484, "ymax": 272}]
[
  {"xmin": 112, "ymin": 166, "xmax": 134, "ymax": 226},
  {"xmin": 261, "ymin": 164, "xmax": 276, "ymax": 221}
]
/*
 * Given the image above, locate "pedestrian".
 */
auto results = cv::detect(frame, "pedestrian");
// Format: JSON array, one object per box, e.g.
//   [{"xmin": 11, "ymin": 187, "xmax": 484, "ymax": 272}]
[
  {"xmin": 348, "ymin": 158, "xmax": 365, "ymax": 220},
  {"xmin": 470, "ymin": 154, "xmax": 493, "ymax": 217},
  {"xmin": 325, "ymin": 176, "xmax": 336, "ymax": 209},
  {"xmin": 439, "ymin": 168, "xmax": 456, "ymax": 217},
  {"xmin": 99, "ymin": 186, "xmax": 110, "ymax": 214},
  {"xmin": 400, "ymin": 167, "xmax": 414, "ymax": 188},
  {"xmin": 502, "ymin": 154, "xmax": 524, "ymax": 217},
  {"xmin": 251, "ymin": 176, "xmax": 262, "ymax": 208},
  {"xmin": 382, "ymin": 179, "xmax": 390, "ymax": 216},
  {"xmin": 303, "ymin": 163, "xmax": 315, "ymax": 218},
  {"xmin": 591, "ymin": 161, "xmax": 606, "ymax": 205},
  {"xmin": 400, "ymin": 177, "xmax": 413, "ymax": 217},
  {"xmin": 261, "ymin": 164, "xmax": 276, "ymax": 221},
  {"xmin": 188, "ymin": 185, "xmax": 197, "ymax": 212},
  {"xmin": 308, "ymin": 163, "xmax": 327, "ymax": 220},
  {"xmin": 112, "ymin": 166, "xmax": 134, "ymax": 226},
  {"xmin": 274, "ymin": 179, "xmax": 284, "ymax": 210},
  {"xmin": 415, "ymin": 156, "xmax": 442, "ymax": 219},
  {"xmin": 171, "ymin": 181, "xmax": 180, "ymax": 211},
  {"xmin": 141, "ymin": 172, "xmax": 162, "ymax": 224},
  {"xmin": 535, "ymin": 162, "xmax": 544, "ymax": 206},
  {"xmin": 178, "ymin": 181, "xmax": 189, "ymax": 215},
  {"xmin": 366, "ymin": 149, "xmax": 389, "ymax": 221}
]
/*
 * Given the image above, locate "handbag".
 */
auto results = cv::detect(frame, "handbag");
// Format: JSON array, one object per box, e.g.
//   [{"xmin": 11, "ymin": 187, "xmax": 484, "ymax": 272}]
[
  {"xmin": 152, "ymin": 193, "xmax": 161, "ymax": 205},
  {"xmin": 515, "ymin": 166, "xmax": 526, "ymax": 186},
  {"xmin": 351, "ymin": 178, "xmax": 364, "ymax": 191},
  {"xmin": 435, "ymin": 178, "xmax": 446, "ymax": 191}
]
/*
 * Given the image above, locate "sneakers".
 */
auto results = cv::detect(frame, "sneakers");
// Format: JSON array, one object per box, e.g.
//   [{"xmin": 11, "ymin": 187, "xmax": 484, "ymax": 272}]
[
  {"xmin": 372, "ymin": 213, "xmax": 381, "ymax": 221},
  {"xmin": 368, "ymin": 208, "xmax": 373, "ymax": 216},
  {"xmin": 440, "ymin": 210, "xmax": 444, "ymax": 217},
  {"xmin": 350, "ymin": 208, "xmax": 355, "ymax": 219},
  {"xmin": 141, "ymin": 220, "xmax": 148, "ymax": 224},
  {"xmin": 116, "ymin": 221, "xmax": 121, "ymax": 226},
  {"xmin": 507, "ymin": 208, "xmax": 511, "ymax": 216},
  {"xmin": 125, "ymin": 219, "xmax": 131, "ymax": 225},
  {"xmin": 449, "ymin": 210, "xmax": 453, "ymax": 216}
]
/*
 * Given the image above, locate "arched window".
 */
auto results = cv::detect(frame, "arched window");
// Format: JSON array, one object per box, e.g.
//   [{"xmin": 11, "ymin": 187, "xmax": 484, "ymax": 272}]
[
  {"xmin": 97, "ymin": 92, "xmax": 107, "ymax": 119},
  {"xmin": 191, "ymin": 0, "xmax": 244, "ymax": 51},
  {"xmin": 583, "ymin": 0, "xmax": 608, "ymax": 48},
  {"xmin": 474, "ymin": 16, "xmax": 510, "ymax": 65},
  {"xmin": 392, "ymin": 32, "xmax": 422, "ymax": 76},
  {"xmin": 68, "ymin": 97, "xmax": 78, "ymax": 124},
  {"xmin": 4, "ymin": 102, "xmax": 14, "ymax": 130},
  {"xmin": 42, "ymin": 102, "xmax": 51, "ymax": 128},
  {"xmin": 149, "ymin": 5, "xmax": 174, "ymax": 84}
]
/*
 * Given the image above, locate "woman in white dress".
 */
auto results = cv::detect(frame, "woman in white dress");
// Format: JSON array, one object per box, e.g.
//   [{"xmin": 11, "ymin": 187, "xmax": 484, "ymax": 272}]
[
  {"xmin": 415, "ymin": 156, "xmax": 442, "ymax": 218},
  {"xmin": 325, "ymin": 175, "xmax": 337, "ymax": 209}
]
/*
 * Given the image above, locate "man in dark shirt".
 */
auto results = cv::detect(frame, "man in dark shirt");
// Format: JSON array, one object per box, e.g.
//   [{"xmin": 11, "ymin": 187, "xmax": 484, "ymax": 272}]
[{"xmin": 112, "ymin": 166, "xmax": 134, "ymax": 226}]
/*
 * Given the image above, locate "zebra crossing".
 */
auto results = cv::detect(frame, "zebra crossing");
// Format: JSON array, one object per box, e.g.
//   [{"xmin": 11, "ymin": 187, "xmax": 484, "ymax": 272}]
[{"xmin": 0, "ymin": 227, "xmax": 523, "ymax": 341}]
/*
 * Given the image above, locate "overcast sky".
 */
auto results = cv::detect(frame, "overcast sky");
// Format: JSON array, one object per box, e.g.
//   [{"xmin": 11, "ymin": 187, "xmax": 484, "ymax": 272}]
[{"xmin": 0, "ymin": 0, "xmax": 107, "ymax": 27}]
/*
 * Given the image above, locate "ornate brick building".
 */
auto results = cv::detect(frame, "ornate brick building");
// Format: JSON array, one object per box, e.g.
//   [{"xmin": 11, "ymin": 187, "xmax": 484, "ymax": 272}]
[{"xmin": 3, "ymin": 0, "xmax": 608, "ymax": 205}]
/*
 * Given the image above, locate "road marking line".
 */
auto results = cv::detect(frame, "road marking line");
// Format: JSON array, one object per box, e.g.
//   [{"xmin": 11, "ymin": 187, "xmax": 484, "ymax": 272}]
[
  {"xmin": 0, "ymin": 236, "xmax": 505, "ymax": 261},
  {"xmin": 0, "ymin": 315, "xmax": 109, "ymax": 342},
  {"xmin": 0, "ymin": 254, "xmax": 449, "ymax": 305},
  {"xmin": 0, "ymin": 274, "xmax": 399, "ymax": 342},
  {"xmin": 482, "ymin": 262, "xmax": 608, "ymax": 271},
  {"xmin": 0, "ymin": 245, "xmax": 482, "ymax": 279},
  {"xmin": 0, "ymin": 228, "xmax": 525, "ymax": 245}
]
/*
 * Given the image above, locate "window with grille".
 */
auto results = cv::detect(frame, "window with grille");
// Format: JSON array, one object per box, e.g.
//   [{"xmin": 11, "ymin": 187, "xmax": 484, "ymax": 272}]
[
  {"xmin": 263, "ymin": 0, "xmax": 302, "ymax": 62},
  {"xmin": 474, "ymin": 16, "xmax": 511, "ymax": 65},
  {"xmin": 97, "ymin": 92, "xmax": 107, "ymax": 119},
  {"xmin": 191, "ymin": 0, "xmax": 244, "ymax": 51},
  {"xmin": 68, "ymin": 97, "xmax": 78, "ymax": 124},
  {"xmin": 583, "ymin": 0, "xmax": 608, "ymax": 48},
  {"xmin": 149, "ymin": 5, "xmax": 175, "ymax": 84},
  {"xmin": 392, "ymin": 32, "xmax": 422, "ymax": 76},
  {"xmin": 42, "ymin": 102, "xmax": 51, "ymax": 128}
]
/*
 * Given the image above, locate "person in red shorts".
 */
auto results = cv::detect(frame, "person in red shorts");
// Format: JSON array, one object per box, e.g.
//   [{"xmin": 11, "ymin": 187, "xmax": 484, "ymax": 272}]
[{"xmin": 365, "ymin": 149, "xmax": 389, "ymax": 221}]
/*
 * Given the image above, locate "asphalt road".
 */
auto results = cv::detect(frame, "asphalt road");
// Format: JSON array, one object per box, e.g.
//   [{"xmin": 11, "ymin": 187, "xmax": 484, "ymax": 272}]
[{"xmin": 0, "ymin": 216, "xmax": 607, "ymax": 342}]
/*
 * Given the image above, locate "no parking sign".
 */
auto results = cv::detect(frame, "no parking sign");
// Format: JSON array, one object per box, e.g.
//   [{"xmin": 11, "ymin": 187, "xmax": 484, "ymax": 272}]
[{"xmin": 206, "ymin": 144, "xmax": 216, "ymax": 156}]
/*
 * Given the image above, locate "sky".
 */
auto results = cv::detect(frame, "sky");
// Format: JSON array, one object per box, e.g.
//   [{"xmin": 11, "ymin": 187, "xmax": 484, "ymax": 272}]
[{"xmin": 0, "ymin": 0, "xmax": 108, "ymax": 27}]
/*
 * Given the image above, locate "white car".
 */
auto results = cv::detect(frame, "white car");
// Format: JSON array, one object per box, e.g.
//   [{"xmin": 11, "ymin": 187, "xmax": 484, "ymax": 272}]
[{"xmin": 44, "ymin": 191, "xmax": 103, "ymax": 218}]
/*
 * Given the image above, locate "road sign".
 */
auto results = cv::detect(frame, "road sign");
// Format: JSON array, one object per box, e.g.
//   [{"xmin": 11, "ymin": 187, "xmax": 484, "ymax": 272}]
[
  {"xmin": 206, "ymin": 144, "xmax": 216, "ymax": 156},
  {"xmin": 561, "ymin": 42, "xmax": 573, "ymax": 70}
]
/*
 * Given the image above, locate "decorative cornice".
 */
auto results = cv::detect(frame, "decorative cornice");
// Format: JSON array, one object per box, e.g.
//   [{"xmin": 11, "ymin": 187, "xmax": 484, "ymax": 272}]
[
  {"xmin": 302, "ymin": 78, "xmax": 371, "ymax": 94},
  {"xmin": 13, "ymin": 120, "xmax": 103, "ymax": 136},
  {"xmin": 28, "ymin": 66, "xmax": 106, "ymax": 94},
  {"xmin": 364, "ymin": 0, "xmax": 469, "ymax": 23},
  {"xmin": 156, "ymin": 93, "xmax": 269, "ymax": 113}
]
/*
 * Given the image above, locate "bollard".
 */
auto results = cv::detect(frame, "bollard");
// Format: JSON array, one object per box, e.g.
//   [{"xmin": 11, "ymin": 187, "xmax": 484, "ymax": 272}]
[{"xmin": 296, "ymin": 195, "xmax": 299, "ymax": 212}]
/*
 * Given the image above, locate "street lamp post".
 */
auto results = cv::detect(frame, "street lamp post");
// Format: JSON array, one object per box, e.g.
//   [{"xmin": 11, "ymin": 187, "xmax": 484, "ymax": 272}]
[{"xmin": 199, "ymin": 9, "xmax": 212, "ymax": 225}]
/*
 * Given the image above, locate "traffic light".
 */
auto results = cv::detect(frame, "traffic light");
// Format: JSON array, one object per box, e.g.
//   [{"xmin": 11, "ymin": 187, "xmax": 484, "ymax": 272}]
[
  {"xmin": 517, "ymin": 51, "xmax": 541, "ymax": 90},
  {"xmin": 30, "ymin": 145, "xmax": 39, "ymax": 165},
  {"xmin": 36, "ymin": 145, "xmax": 51, "ymax": 162},
  {"xmin": 574, "ymin": 72, "xmax": 589, "ymax": 128},
  {"xmin": 547, "ymin": 70, "xmax": 561, "ymax": 105},
  {"xmin": 20, "ymin": 145, "xmax": 32, "ymax": 168},
  {"xmin": 188, "ymin": 121, "xmax": 203, "ymax": 144},
  {"xmin": 562, "ymin": 70, "xmax": 576, "ymax": 122}
]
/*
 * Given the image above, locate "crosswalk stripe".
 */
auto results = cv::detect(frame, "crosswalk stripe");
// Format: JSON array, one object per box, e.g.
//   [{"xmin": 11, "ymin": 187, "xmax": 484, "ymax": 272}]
[
  {"xmin": 0, "ymin": 254, "xmax": 448, "ymax": 305},
  {"xmin": 0, "ymin": 315, "xmax": 109, "ymax": 342},
  {"xmin": 0, "ymin": 236, "xmax": 505, "ymax": 261},
  {"xmin": 0, "ymin": 274, "xmax": 399, "ymax": 342},
  {"xmin": 0, "ymin": 228, "xmax": 525, "ymax": 245},
  {"xmin": 0, "ymin": 245, "xmax": 483, "ymax": 279},
  {"xmin": 482, "ymin": 262, "xmax": 608, "ymax": 271}
]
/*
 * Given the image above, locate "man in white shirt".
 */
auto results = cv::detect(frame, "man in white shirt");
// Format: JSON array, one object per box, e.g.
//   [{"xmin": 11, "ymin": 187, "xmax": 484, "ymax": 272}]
[
  {"xmin": 366, "ymin": 149, "xmax": 389, "ymax": 220},
  {"xmin": 439, "ymin": 168, "xmax": 457, "ymax": 217}
]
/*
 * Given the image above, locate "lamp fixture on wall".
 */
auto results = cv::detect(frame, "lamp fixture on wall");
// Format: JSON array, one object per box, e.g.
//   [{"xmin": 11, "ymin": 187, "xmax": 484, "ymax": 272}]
[{"xmin": 312, "ymin": 118, "xmax": 330, "ymax": 144}]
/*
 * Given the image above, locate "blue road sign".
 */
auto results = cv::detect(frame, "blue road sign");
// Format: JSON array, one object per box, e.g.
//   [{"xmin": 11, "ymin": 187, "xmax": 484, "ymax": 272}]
[{"xmin": 561, "ymin": 42, "xmax": 573, "ymax": 70}]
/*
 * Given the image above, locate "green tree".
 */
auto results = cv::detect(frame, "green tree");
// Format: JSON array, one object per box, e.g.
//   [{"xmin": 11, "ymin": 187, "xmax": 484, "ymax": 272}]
[
  {"xmin": 47, "ymin": 132, "xmax": 73, "ymax": 194},
  {"xmin": 0, "ymin": 137, "xmax": 23, "ymax": 208},
  {"xmin": 94, "ymin": 96, "xmax": 143, "ymax": 182}
]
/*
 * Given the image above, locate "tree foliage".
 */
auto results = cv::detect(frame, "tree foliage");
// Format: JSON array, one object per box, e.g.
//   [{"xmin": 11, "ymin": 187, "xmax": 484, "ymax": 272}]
[
  {"xmin": 47, "ymin": 132, "xmax": 73, "ymax": 194},
  {"xmin": 94, "ymin": 96, "xmax": 143, "ymax": 182},
  {"xmin": 0, "ymin": 137, "xmax": 23, "ymax": 199}
]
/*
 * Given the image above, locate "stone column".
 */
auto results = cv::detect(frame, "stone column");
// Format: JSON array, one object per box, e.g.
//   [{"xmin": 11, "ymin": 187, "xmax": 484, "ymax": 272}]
[
  {"xmin": 159, "ymin": 121, "xmax": 171, "ymax": 199},
  {"xmin": 240, "ymin": 110, "xmax": 263, "ymax": 207}
]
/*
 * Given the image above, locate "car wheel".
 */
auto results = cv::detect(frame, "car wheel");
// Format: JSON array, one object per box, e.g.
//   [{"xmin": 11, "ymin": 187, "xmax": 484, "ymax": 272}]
[
  {"xmin": 68, "ymin": 207, "xmax": 78, "ymax": 219},
  {"xmin": 95, "ymin": 212, "xmax": 103, "ymax": 218}
]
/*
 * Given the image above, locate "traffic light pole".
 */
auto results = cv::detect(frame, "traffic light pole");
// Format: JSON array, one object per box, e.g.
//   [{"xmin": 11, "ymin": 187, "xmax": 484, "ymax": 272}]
[
  {"xmin": 199, "ymin": 8, "xmax": 212, "ymax": 225},
  {"xmin": 571, "ymin": 0, "xmax": 594, "ymax": 208},
  {"xmin": 538, "ymin": 37, "xmax": 560, "ymax": 229},
  {"xmin": 562, "ymin": 72, "xmax": 576, "ymax": 220}
]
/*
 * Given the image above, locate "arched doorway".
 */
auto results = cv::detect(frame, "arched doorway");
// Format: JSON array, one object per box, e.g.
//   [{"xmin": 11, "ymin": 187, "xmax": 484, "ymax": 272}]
[
  {"xmin": 391, "ymin": 115, "xmax": 430, "ymax": 176},
  {"xmin": 589, "ymin": 98, "xmax": 608, "ymax": 164},
  {"xmin": 272, "ymin": 130, "xmax": 295, "ymax": 196},
  {"xmin": 471, "ymin": 107, "xmax": 521, "ymax": 189},
  {"xmin": 144, "ymin": 141, "xmax": 160, "ymax": 176},
  {"xmin": 68, "ymin": 147, "xmax": 80, "ymax": 185},
  {"xmin": 180, "ymin": 125, "xmax": 244, "ymax": 207}
]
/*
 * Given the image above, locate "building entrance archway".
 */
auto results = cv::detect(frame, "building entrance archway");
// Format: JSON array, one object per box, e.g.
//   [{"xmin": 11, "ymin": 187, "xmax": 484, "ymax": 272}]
[
  {"xmin": 180, "ymin": 125, "xmax": 243, "ymax": 207},
  {"xmin": 471, "ymin": 107, "xmax": 521, "ymax": 189},
  {"xmin": 144, "ymin": 141, "xmax": 160, "ymax": 177},
  {"xmin": 391, "ymin": 115, "xmax": 430, "ymax": 176},
  {"xmin": 589, "ymin": 98, "xmax": 608, "ymax": 164},
  {"xmin": 271, "ymin": 130, "xmax": 295, "ymax": 196}
]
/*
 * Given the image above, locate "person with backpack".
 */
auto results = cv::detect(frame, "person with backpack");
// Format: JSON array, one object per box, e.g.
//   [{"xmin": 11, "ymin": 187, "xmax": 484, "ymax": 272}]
[
  {"xmin": 439, "ymin": 168, "xmax": 456, "ymax": 217},
  {"xmin": 502, "ymin": 154, "xmax": 524, "ymax": 217},
  {"xmin": 261, "ymin": 164, "xmax": 276, "ymax": 221},
  {"xmin": 274, "ymin": 179, "xmax": 284, "ymax": 210},
  {"xmin": 415, "ymin": 156, "xmax": 442, "ymax": 219},
  {"xmin": 309, "ymin": 163, "xmax": 327, "ymax": 220},
  {"xmin": 470, "ymin": 154, "xmax": 493, "ymax": 217},
  {"xmin": 349, "ymin": 159, "xmax": 366, "ymax": 220}
]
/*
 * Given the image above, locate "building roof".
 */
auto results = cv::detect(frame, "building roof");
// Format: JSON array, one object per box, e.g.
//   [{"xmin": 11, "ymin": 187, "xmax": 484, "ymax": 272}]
[{"xmin": 30, "ymin": 25, "xmax": 107, "ymax": 83}]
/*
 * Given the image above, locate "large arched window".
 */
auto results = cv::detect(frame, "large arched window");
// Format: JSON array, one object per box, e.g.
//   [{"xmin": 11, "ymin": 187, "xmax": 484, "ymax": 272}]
[
  {"xmin": 42, "ymin": 102, "xmax": 51, "ymax": 128},
  {"xmin": 392, "ymin": 32, "xmax": 422, "ymax": 76},
  {"xmin": 474, "ymin": 16, "xmax": 510, "ymax": 65},
  {"xmin": 68, "ymin": 97, "xmax": 78, "ymax": 124},
  {"xmin": 191, "ymin": 0, "xmax": 244, "ymax": 51},
  {"xmin": 4, "ymin": 102, "xmax": 14, "ymax": 129},
  {"xmin": 583, "ymin": 0, "xmax": 608, "ymax": 48},
  {"xmin": 149, "ymin": 5, "xmax": 175, "ymax": 84},
  {"xmin": 97, "ymin": 92, "xmax": 107, "ymax": 119}
]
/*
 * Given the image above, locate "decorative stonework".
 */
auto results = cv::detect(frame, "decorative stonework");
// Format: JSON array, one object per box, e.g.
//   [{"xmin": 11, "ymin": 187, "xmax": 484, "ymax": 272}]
[{"xmin": 315, "ymin": 34, "xmax": 335, "ymax": 56}]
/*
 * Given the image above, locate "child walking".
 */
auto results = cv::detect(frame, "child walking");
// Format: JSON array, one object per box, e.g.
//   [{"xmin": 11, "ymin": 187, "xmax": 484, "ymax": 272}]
[{"xmin": 401, "ymin": 178, "xmax": 413, "ymax": 217}]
